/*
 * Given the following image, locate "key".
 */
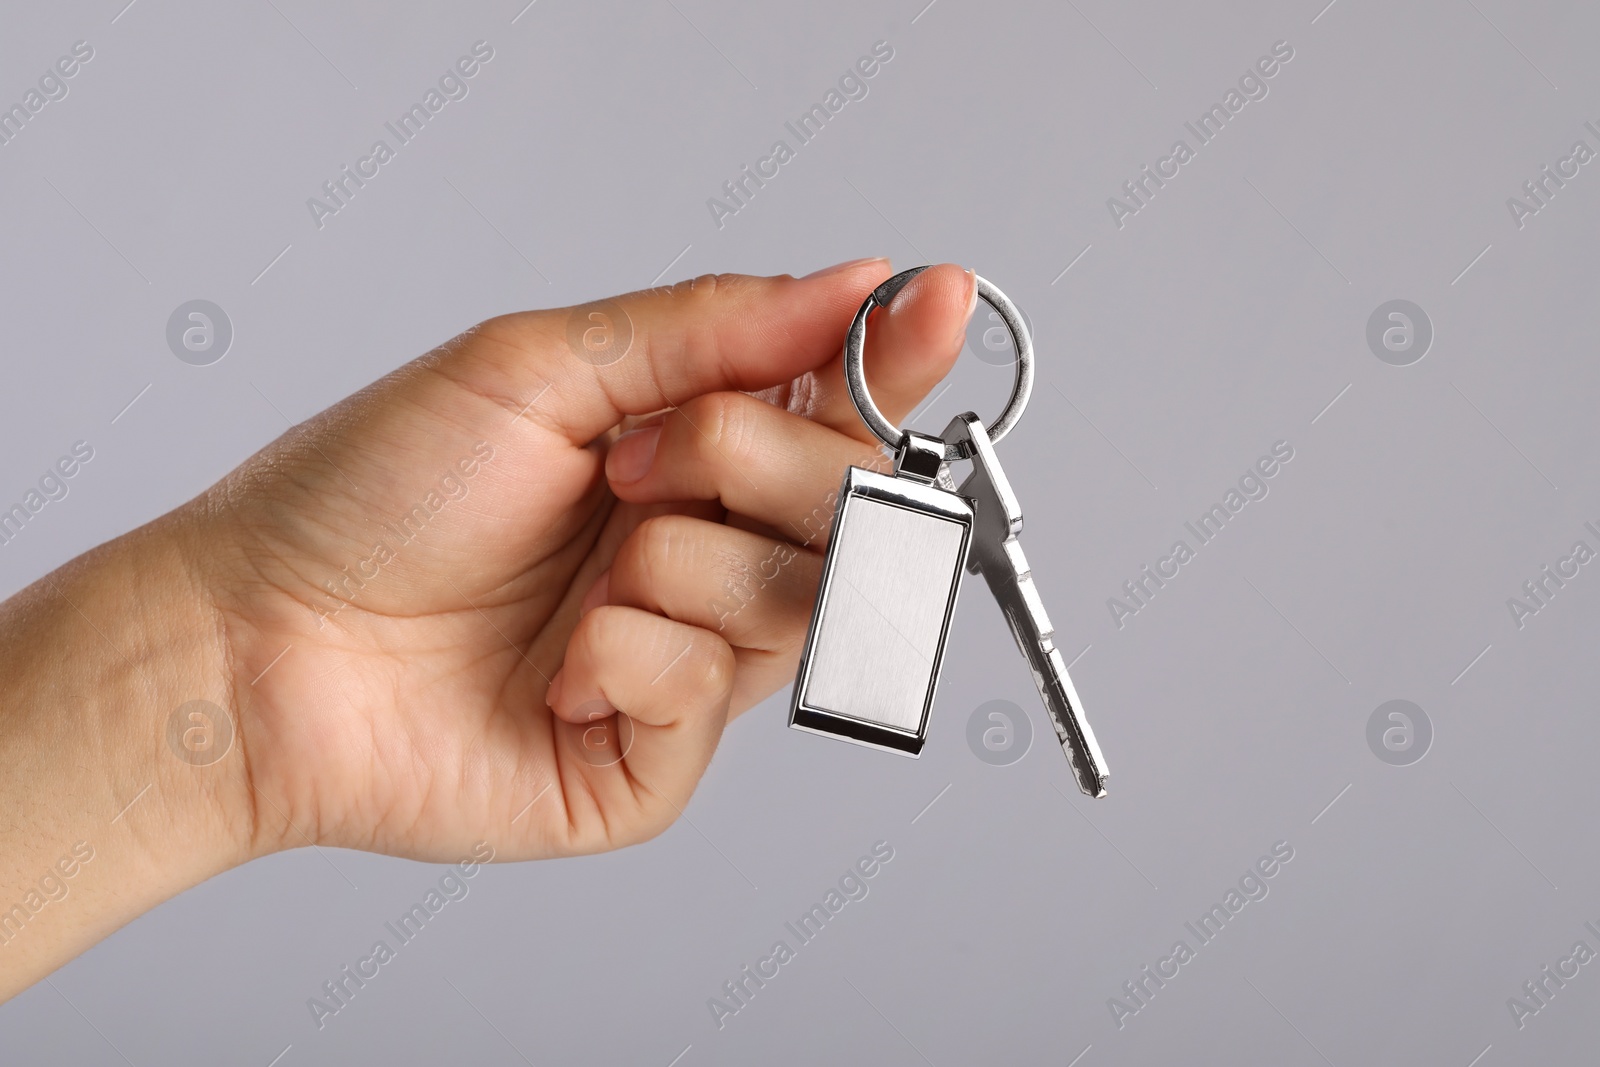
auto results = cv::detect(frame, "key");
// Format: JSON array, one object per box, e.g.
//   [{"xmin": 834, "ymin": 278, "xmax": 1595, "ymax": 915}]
[{"xmin": 942, "ymin": 412, "xmax": 1109, "ymax": 797}]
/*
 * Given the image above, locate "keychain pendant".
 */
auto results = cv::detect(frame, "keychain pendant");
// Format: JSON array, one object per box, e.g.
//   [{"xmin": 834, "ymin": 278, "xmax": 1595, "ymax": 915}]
[{"xmin": 789, "ymin": 432, "xmax": 973, "ymax": 756}]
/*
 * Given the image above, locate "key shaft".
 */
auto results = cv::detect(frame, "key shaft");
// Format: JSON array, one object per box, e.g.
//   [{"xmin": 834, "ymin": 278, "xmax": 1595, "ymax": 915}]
[{"xmin": 942, "ymin": 413, "xmax": 1109, "ymax": 797}]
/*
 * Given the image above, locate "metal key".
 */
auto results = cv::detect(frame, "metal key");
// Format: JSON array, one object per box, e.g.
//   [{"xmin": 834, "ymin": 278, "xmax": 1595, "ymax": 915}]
[{"xmin": 942, "ymin": 412, "xmax": 1109, "ymax": 797}]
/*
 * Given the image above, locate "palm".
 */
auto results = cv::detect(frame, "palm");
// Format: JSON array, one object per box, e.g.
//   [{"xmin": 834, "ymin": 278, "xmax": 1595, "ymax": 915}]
[{"xmin": 207, "ymin": 326, "xmax": 707, "ymax": 860}]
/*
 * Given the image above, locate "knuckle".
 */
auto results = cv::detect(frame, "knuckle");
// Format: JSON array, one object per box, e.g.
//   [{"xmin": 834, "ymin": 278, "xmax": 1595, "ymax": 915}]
[
  {"xmin": 692, "ymin": 632, "xmax": 737, "ymax": 698},
  {"xmin": 687, "ymin": 272, "xmax": 725, "ymax": 300},
  {"xmin": 620, "ymin": 514, "xmax": 694, "ymax": 594},
  {"xmin": 630, "ymin": 802, "xmax": 681, "ymax": 846},
  {"xmin": 672, "ymin": 272, "xmax": 755, "ymax": 303},
  {"xmin": 570, "ymin": 603, "xmax": 624, "ymax": 664},
  {"xmin": 679, "ymin": 391, "xmax": 760, "ymax": 468},
  {"xmin": 472, "ymin": 310, "xmax": 554, "ymax": 356}
]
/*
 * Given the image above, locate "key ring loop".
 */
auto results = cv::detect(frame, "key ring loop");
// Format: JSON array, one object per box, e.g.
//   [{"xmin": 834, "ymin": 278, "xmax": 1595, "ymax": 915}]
[{"xmin": 844, "ymin": 266, "xmax": 1034, "ymax": 462}]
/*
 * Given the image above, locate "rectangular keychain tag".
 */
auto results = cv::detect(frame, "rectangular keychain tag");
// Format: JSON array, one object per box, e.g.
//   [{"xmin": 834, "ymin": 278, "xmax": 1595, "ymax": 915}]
[{"xmin": 789, "ymin": 463, "xmax": 973, "ymax": 756}]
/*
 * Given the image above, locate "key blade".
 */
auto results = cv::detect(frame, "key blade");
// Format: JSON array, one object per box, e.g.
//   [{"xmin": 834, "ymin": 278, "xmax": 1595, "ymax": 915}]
[{"xmin": 942, "ymin": 412, "xmax": 1110, "ymax": 797}]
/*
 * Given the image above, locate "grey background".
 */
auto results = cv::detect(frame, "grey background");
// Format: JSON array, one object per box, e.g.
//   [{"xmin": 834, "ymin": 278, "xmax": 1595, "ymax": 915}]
[{"xmin": 1, "ymin": 0, "xmax": 1597, "ymax": 1063}]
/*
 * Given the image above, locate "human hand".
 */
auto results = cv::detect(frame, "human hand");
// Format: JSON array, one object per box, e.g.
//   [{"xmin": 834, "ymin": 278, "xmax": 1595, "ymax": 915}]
[
  {"xmin": 0, "ymin": 259, "xmax": 977, "ymax": 998},
  {"xmin": 193, "ymin": 260, "xmax": 977, "ymax": 863}
]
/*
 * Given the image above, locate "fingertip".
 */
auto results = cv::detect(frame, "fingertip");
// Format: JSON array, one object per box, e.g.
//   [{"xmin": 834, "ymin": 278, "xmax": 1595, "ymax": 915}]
[
  {"xmin": 889, "ymin": 263, "xmax": 975, "ymax": 332},
  {"xmin": 606, "ymin": 425, "xmax": 661, "ymax": 485},
  {"xmin": 873, "ymin": 263, "xmax": 973, "ymax": 387}
]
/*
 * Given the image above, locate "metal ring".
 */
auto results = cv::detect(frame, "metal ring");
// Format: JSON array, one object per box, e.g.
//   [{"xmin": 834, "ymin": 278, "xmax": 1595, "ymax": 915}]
[{"xmin": 843, "ymin": 266, "xmax": 1034, "ymax": 462}]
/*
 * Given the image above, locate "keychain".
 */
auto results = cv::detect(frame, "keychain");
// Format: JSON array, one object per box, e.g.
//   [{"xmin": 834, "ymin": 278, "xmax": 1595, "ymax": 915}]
[{"xmin": 788, "ymin": 266, "xmax": 1109, "ymax": 797}]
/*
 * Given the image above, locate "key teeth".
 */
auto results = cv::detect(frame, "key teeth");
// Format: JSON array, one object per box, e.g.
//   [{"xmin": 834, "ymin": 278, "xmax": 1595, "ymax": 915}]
[
  {"xmin": 1051, "ymin": 717, "xmax": 1108, "ymax": 797},
  {"xmin": 945, "ymin": 408, "xmax": 1109, "ymax": 796},
  {"xmin": 1003, "ymin": 540, "xmax": 1031, "ymax": 579},
  {"xmin": 1038, "ymin": 656, "xmax": 1109, "ymax": 798}
]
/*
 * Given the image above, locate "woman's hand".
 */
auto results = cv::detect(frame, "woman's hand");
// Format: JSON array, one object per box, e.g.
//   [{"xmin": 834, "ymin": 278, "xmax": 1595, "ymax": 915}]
[
  {"xmin": 195, "ymin": 260, "xmax": 976, "ymax": 862},
  {"xmin": 0, "ymin": 259, "xmax": 976, "ymax": 999}
]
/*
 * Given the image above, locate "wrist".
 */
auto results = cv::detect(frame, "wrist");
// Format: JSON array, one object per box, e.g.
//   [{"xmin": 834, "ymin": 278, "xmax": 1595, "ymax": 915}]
[
  {"xmin": 127, "ymin": 509, "xmax": 263, "ymax": 864},
  {"xmin": 0, "ymin": 510, "xmax": 256, "ymax": 996}
]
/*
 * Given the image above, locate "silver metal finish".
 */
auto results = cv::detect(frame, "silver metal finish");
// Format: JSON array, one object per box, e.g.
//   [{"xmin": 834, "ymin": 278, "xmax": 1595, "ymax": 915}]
[
  {"xmin": 789, "ymin": 465, "xmax": 974, "ymax": 755},
  {"xmin": 894, "ymin": 428, "xmax": 947, "ymax": 485},
  {"xmin": 843, "ymin": 266, "xmax": 1034, "ymax": 461},
  {"xmin": 943, "ymin": 412, "xmax": 1109, "ymax": 797},
  {"xmin": 796, "ymin": 271, "xmax": 1108, "ymax": 795}
]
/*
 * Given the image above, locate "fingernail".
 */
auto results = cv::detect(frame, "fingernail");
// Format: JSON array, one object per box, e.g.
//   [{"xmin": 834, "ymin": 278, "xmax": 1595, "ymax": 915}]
[
  {"xmin": 964, "ymin": 268, "xmax": 978, "ymax": 319},
  {"xmin": 802, "ymin": 256, "xmax": 890, "ymax": 280},
  {"xmin": 545, "ymin": 669, "xmax": 564, "ymax": 710},
  {"xmin": 606, "ymin": 424, "xmax": 661, "ymax": 484},
  {"xmin": 580, "ymin": 570, "xmax": 610, "ymax": 617}
]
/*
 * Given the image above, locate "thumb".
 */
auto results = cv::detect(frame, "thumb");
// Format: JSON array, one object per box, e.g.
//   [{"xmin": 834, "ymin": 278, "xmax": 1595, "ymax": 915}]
[{"xmin": 433, "ymin": 259, "xmax": 895, "ymax": 446}]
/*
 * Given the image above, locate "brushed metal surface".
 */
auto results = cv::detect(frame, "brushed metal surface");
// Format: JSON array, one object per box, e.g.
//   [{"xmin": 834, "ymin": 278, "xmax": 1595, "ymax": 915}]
[
  {"xmin": 790, "ymin": 466, "xmax": 974, "ymax": 754},
  {"xmin": 804, "ymin": 495, "xmax": 967, "ymax": 731}
]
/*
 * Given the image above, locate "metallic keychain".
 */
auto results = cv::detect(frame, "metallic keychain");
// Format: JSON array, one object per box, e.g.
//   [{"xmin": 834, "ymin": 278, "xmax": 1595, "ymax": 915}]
[{"xmin": 789, "ymin": 266, "xmax": 1110, "ymax": 797}]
